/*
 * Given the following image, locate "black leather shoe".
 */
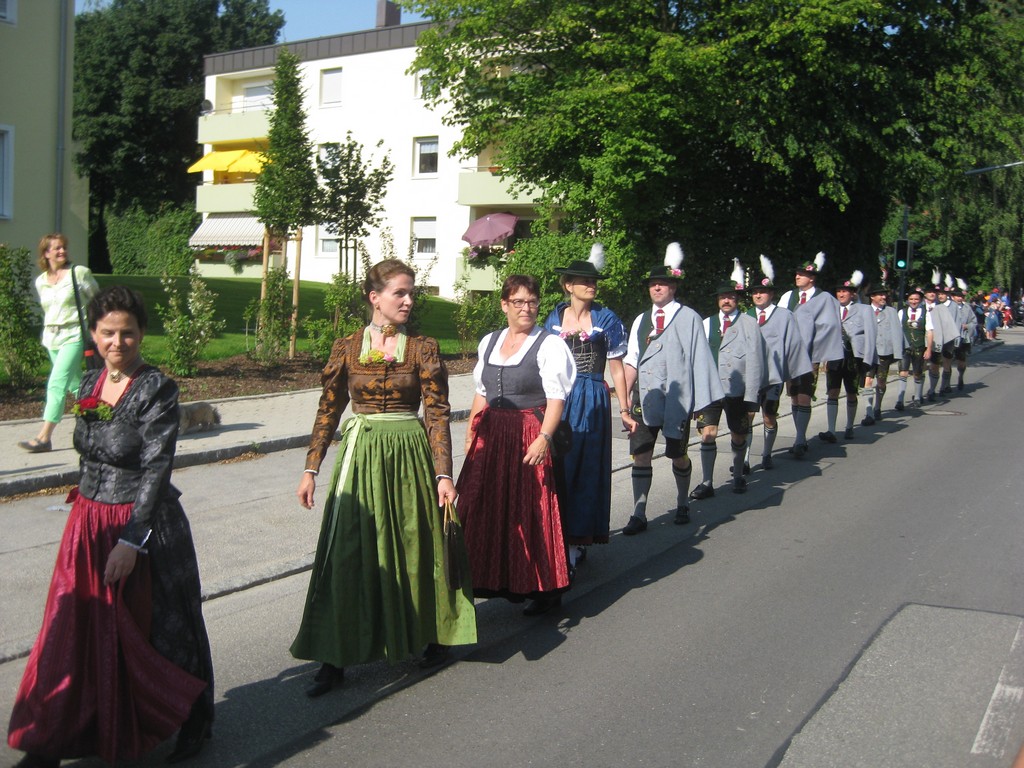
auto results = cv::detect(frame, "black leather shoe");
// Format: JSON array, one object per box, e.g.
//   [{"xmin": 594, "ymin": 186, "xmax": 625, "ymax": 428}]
[
  {"xmin": 732, "ymin": 477, "xmax": 747, "ymax": 494},
  {"xmin": 927, "ymin": 392, "xmax": 936, "ymax": 402},
  {"xmin": 689, "ymin": 483, "xmax": 715, "ymax": 500},
  {"xmin": 861, "ymin": 415, "xmax": 875, "ymax": 426},
  {"xmin": 788, "ymin": 443, "xmax": 808, "ymax": 458},
  {"xmin": 844, "ymin": 427, "xmax": 854, "ymax": 439},
  {"xmin": 894, "ymin": 401, "xmax": 905, "ymax": 411},
  {"xmin": 940, "ymin": 386, "xmax": 952, "ymax": 394},
  {"xmin": 305, "ymin": 663, "xmax": 343, "ymax": 698},
  {"xmin": 957, "ymin": 381, "xmax": 964, "ymax": 391},
  {"xmin": 166, "ymin": 711, "xmax": 212, "ymax": 763},
  {"xmin": 673, "ymin": 506, "xmax": 690, "ymax": 525},
  {"xmin": 818, "ymin": 431, "xmax": 837, "ymax": 444},
  {"xmin": 761, "ymin": 455, "xmax": 774, "ymax": 470},
  {"xmin": 418, "ymin": 643, "xmax": 450, "ymax": 669},
  {"xmin": 523, "ymin": 594, "xmax": 561, "ymax": 616},
  {"xmin": 622, "ymin": 516, "xmax": 648, "ymax": 535}
]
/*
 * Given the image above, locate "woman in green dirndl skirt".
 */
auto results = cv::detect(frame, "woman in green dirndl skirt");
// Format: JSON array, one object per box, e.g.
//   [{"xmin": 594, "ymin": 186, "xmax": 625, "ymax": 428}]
[{"xmin": 291, "ymin": 260, "xmax": 476, "ymax": 697}]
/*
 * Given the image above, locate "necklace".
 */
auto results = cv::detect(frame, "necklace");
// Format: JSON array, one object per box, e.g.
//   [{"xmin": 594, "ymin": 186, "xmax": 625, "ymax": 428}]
[
  {"xmin": 108, "ymin": 359, "xmax": 143, "ymax": 383},
  {"xmin": 370, "ymin": 321, "xmax": 400, "ymax": 337}
]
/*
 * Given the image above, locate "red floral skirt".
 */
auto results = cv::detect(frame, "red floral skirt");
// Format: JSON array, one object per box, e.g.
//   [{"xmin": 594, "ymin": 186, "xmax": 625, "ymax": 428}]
[
  {"xmin": 7, "ymin": 493, "xmax": 206, "ymax": 762},
  {"xmin": 456, "ymin": 407, "xmax": 569, "ymax": 600}
]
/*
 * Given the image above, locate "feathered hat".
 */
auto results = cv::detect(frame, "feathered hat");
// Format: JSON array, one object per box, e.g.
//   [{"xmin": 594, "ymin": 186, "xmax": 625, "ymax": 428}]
[
  {"xmin": 750, "ymin": 254, "xmax": 776, "ymax": 290},
  {"xmin": 646, "ymin": 242, "xmax": 684, "ymax": 282},
  {"xmin": 795, "ymin": 251, "xmax": 826, "ymax": 277},
  {"xmin": 951, "ymin": 277, "xmax": 968, "ymax": 297},
  {"xmin": 929, "ymin": 269, "xmax": 942, "ymax": 293},
  {"xmin": 938, "ymin": 273, "xmax": 953, "ymax": 294},
  {"xmin": 714, "ymin": 259, "xmax": 746, "ymax": 295},
  {"xmin": 554, "ymin": 242, "xmax": 608, "ymax": 280},
  {"xmin": 836, "ymin": 270, "xmax": 864, "ymax": 292}
]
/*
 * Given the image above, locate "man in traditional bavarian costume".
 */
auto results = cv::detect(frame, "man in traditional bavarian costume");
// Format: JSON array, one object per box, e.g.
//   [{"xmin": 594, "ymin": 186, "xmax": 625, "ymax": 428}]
[
  {"xmin": 948, "ymin": 280, "xmax": 978, "ymax": 391},
  {"xmin": 621, "ymin": 244, "xmax": 723, "ymax": 534},
  {"xmin": 777, "ymin": 252, "xmax": 844, "ymax": 457},
  {"xmin": 745, "ymin": 255, "xmax": 812, "ymax": 470},
  {"xmin": 863, "ymin": 284, "xmax": 904, "ymax": 422},
  {"xmin": 690, "ymin": 261, "xmax": 768, "ymax": 498},
  {"xmin": 922, "ymin": 272, "xmax": 958, "ymax": 401},
  {"xmin": 820, "ymin": 271, "xmax": 877, "ymax": 441},
  {"xmin": 895, "ymin": 288, "xmax": 928, "ymax": 409}
]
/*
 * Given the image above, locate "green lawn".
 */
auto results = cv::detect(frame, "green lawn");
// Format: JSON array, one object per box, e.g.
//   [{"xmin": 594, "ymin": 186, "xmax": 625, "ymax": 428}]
[{"xmin": 92, "ymin": 275, "xmax": 464, "ymax": 363}]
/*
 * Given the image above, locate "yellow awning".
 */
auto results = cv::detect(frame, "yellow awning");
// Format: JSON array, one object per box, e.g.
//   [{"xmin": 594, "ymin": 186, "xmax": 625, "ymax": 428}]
[
  {"xmin": 226, "ymin": 151, "xmax": 267, "ymax": 173},
  {"xmin": 187, "ymin": 150, "xmax": 248, "ymax": 173}
]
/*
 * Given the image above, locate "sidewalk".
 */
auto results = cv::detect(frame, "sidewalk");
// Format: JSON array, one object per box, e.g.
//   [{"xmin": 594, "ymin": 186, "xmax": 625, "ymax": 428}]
[{"xmin": 1, "ymin": 339, "xmax": 1003, "ymax": 497}]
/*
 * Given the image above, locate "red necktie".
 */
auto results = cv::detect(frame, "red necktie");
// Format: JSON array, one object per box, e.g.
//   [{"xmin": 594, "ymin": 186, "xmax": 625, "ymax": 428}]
[
  {"xmin": 875, "ymin": 308, "xmax": 880, "ymax": 318},
  {"xmin": 800, "ymin": 292, "xmax": 807, "ymax": 305},
  {"xmin": 842, "ymin": 307, "xmax": 848, "ymax": 321},
  {"xmin": 655, "ymin": 309, "xmax": 664, "ymax": 333},
  {"xmin": 758, "ymin": 310, "xmax": 766, "ymax": 326},
  {"xmin": 722, "ymin": 315, "xmax": 732, "ymax": 334},
  {"xmin": 910, "ymin": 309, "xmax": 916, "ymax": 322}
]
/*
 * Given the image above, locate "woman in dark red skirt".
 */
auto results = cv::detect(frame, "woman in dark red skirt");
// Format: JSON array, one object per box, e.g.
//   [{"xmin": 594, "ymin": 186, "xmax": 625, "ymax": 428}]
[
  {"xmin": 8, "ymin": 286, "xmax": 214, "ymax": 767},
  {"xmin": 457, "ymin": 275, "xmax": 576, "ymax": 616}
]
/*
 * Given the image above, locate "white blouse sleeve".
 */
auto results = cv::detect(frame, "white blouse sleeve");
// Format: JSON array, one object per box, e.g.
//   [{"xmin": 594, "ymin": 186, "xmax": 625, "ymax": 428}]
[
  {"xmin": 537, "ymin": 333, "xmax": 576, "ymax": 400},
  {"xmin": 473, "ymin": 332, "xmax": 494, "ymax": 397}
]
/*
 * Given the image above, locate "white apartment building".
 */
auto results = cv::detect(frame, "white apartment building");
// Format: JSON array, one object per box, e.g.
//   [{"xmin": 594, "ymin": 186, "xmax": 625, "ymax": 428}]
[{"xmin": 189, "ymin": 1, "xmax": 535, "ymax": 298}]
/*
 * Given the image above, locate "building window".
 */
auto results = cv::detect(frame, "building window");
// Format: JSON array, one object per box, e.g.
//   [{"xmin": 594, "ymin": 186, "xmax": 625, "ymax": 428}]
[
  {"xmin": 414, "ymin": 71, "xmax": 436, "ymax": 100},
  {"xmin": 320, "ymin": 68, "xmax": 343, "ymax": 106},
  {"xmin": 242, "ymin": 83, "xmax": 272, "ymax": 111},
  {"xmin": 414, "ymin": 137, "xmax": 438, "ymax": 176},
  {"xmin": 0, "ymin": 0, "xmax": 16, "ymax": 24},
  {"xmin": 0, "ymin": 126, "xmax": 12, "ymax": 219},
  {"xmin": 320, "ymin": 238, "xmax": 339, "ymax": 255},
  {"xmin": 411, "ymin": 218, "xmax": 436, "ymax": 255}
]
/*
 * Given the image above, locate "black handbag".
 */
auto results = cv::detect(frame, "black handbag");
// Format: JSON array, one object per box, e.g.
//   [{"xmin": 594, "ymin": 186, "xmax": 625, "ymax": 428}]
[
  {"xmin": 442, "ymin": 501, "xmax": 467, "ymax": 591},
  {"xmin": 70, "ymin": 266, "xmax": 103, "ymax": 370}
]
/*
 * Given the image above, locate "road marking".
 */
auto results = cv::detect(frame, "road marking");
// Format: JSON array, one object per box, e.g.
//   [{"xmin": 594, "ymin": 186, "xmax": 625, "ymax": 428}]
[{"xmin": 972, "ymin": 619, "xmax": 1024, "ymax": 758}]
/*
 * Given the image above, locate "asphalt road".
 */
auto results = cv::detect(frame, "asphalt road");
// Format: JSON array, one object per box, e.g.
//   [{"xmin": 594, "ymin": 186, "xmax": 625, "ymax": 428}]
[{"xmin": 2, "ymin": 334, "xmax": 1023, "ymax": 767}]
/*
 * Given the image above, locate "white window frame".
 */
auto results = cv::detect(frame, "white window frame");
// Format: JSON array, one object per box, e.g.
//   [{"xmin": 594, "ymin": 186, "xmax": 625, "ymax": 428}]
[
  {"xmin": 414, "ymin": 137, "xmax": 439, "ymax": 177},
  {"xmin": 411, "ymin": 217, "xmax": 437, "ymax": 255},
  {"xmin": 0, "ymin": 0, "xmax": 17, "ymax": 24},
  {"xmin": 241, "ymin": 81, "xmax": 273, "ymax": 112},
  {"xmin": 414, "ymin": 71, "xmax": 436, "ymax": 100},
  {"xmin": 320, "ymin": 67, "xmax": 343, "ymax": 106},
  {"xmin": 0, "ymin": 125, "xmax": 13, "ymax": 220},
  {"xmin": 319, "ymin": 237, "xmax": 340, "ymax": 257}
]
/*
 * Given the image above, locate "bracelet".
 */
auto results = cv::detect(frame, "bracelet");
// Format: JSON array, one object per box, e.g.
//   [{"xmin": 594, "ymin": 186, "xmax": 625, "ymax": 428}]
[
  {"xmin": 435, "ymin": 474, "xmax": 453, "ymax": 482},
  {"xmin": 303, "ymin": 469, "xmax": 318, "ymax": 476},
  {"xmin": 539, "ymin": 432, "xmax": 552, "ymax": 443},
  {"xmin": 619, "ymin": 408, "xmax": 630, "ymax": 414}
]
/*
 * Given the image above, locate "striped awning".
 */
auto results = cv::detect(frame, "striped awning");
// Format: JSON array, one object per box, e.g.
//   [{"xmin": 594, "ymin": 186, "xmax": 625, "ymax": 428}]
[{"xmin": 188, "ymin": 214, "xmax": 265, "ymax": 247}]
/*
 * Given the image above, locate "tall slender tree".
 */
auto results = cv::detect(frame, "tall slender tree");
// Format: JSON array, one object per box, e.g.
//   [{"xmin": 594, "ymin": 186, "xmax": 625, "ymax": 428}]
[{"xmin": 252, "ymin": 48, "xmax": 319, "ymax": 358}]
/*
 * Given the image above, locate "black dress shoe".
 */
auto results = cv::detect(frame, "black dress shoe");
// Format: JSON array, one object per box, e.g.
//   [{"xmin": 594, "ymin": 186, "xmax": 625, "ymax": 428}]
[
  {"xmin": 622, "ymin": 516, "xmax": 648, "ymax": 535},
  {"xmin": 894, "ymin": 401, "xmax": 905, "ymax": 411},
  {"xmin": 523, "ymin": 594, "xmax": 561, "ymax": 616},
  {"xmin": 957, "ymin": 381, "xmax": 964, "ymax": 391},
  {"xmin": 844, "ymin": 427, "xmax": 854, "ymax": 439},
  {"xmin": 166, "ymin": 710, "xmax": 213, "ymax": 764},
  {"xmin": 418, "ymin": 643, "xmax": 450, "ymax": 669},
  {"xmin": 689, "ymin": 483, "xmax": 715, "ymax": 500},
  {"xmin": 818, "ymin": 431, "xmax": 837, "ymax": 444},
  {"xmin": 788, "ymin": 443, "xmax": 808, "ymax": 458},
  {"xmin": 673, "ymin": 506, "xmax": 690, "ymax": 525},
  {"xmin": 761, "ymin": 455, "xmax": 774, "ymax": 470},
  {"xmin": 305, "ymin": 663, "xmax": 343, "ymax": 698},
  {"xmin": 732, "ymin": 477, "xmax": 747, "ymax": 494},
  {"xmin": 860, "ymin": 415, "xmax": 875, "ymax": 426}
]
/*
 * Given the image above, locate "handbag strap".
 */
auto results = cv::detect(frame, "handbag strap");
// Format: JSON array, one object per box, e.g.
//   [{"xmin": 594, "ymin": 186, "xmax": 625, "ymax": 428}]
[{"xmin": 69, "ymin": 265, "xmax": 90, "ymax": 340}]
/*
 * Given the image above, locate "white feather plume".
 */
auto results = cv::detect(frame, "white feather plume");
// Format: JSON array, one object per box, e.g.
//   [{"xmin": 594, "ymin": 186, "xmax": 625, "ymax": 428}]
[
  {"xmin": 664, "ymin": 242, "xmax": 684, "ymax": 271},
  {"xmin": 931, "ymin": 268, "xmax": 941, "ymax": 286},
  {"xmin": 850, "ymin": 270, "xmax": 864, "ymax": 287},
  {"xmin": 588, "ymin": 243, "xmax": 605, "ymax": 271},
  {"xmin": 730, "ymin": 258, "xmax": 744, "ymax": 288},
  {"xmin": 759, "ymin": 254, "xmax": 774, "ymax": 284},
  {"xmin": 944, "ymin": 273, "xmax": 953, "ymax": 289},
  {"xmin": 814, "ymin": 251, "xmax": 826, "ymax": 272},
  {"xmin": 956, "ymin": 277, "xmax": 968, "ymax": 291}
]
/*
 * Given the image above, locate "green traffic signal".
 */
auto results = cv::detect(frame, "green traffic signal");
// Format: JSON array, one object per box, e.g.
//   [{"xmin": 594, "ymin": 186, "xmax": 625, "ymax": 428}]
[{"xmin": 894, "ymin": 239, "xmax": 911, "ymax": 271}]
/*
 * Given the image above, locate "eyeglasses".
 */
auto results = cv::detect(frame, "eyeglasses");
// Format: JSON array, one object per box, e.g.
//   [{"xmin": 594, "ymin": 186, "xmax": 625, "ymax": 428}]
[{"xmin": 508, "ymin": 299, "xmax": 540, "ymax": 309}]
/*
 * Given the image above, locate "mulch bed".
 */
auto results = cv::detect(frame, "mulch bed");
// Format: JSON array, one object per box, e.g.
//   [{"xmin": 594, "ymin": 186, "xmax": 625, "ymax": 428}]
[{"xmin": 0, "ymin": 352, "xmax": 477, "ymax": 422}]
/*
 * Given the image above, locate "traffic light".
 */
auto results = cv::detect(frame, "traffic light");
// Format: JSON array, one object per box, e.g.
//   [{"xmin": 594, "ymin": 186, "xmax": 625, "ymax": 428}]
[{"xmin": 894, "ymin": 239, "xmax": 912, "ymax": 271}]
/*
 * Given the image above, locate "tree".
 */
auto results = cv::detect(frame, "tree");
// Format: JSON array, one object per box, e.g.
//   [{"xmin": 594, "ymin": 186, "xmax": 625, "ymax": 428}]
[
  {"xmin": 73, "ymin": 0, "xmax": 284, "ymax": 266},
  {"xmin": 317, "ymin": 133, "xmax": 394, "ymax": 278},
  {"xmin": 252, "ymin": 48, "xmax": 319, "ymax": 359},
  {"xmin": 406, "ymin": 0, "xmax": 1024, "ymax": 282}
]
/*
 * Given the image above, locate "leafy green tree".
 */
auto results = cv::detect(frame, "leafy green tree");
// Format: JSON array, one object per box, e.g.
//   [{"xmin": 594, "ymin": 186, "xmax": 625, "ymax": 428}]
[
  {"xmin": 252, "ymin": 48, "xmax": 320, "ymax": 359},
  {"xmin": 317, "ymin": 133, "xmax": 395, "ymax": 277},
  {"xmin": 406, "ymin": 0, "xmax": 1024, "ymax": 282},
  {"xmin": 0, "ymin": 245, "xmax": 48, "ymax": 386},
  {"xmin": 157, "ymin": 266, "xmax": 226, "ymax": 376}
]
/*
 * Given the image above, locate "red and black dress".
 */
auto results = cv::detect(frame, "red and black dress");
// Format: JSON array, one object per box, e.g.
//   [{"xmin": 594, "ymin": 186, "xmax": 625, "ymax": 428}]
[{"xmin": 8, "ymin": 367, "xmax": 214, "ymax": 764}]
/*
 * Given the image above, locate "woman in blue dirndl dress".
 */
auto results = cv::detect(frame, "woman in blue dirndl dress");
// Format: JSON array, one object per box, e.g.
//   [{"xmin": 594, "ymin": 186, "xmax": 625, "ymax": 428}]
[{"xmin": 545, "ymin": 247, "xmax": 634, "ymax": 572}]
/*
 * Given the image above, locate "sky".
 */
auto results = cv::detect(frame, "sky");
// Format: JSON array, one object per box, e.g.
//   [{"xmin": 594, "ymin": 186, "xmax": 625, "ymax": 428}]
[{"xmin": 74, "ymin": 1, "xmax": 425, "ymax": 43}]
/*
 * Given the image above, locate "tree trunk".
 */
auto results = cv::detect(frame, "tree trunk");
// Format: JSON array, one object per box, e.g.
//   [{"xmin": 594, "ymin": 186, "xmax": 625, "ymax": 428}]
[
  {"xmin": 290, "ymin": 227, "xmax": 302, "ymax": 358},
  {"xmin": 260, "ymin": 227, "xmax": 271, "ymax": 301}
]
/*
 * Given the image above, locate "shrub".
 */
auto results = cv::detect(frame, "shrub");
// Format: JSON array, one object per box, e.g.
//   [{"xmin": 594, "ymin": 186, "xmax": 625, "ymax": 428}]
[
  {"xmin": 107, "ymin": 204, "xmax": 197, "ymax": 277},
  {"xmin": 244, "ymin": 265, "xmax": 292, "ymax": 366},
  {"xmin": 451, "ymin": 274, "xmax": 505, "ymax": 358},
  {"xmin": 156, "ymin": 266, "xmax": 226, "ymax": 377},
  {"xmin": 0, "ymin": 244, "xmax": 47, "ymax": 385},
  {"xmin": 303, "ymin": 270, "xmax": 366, "ymax": 362}
]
